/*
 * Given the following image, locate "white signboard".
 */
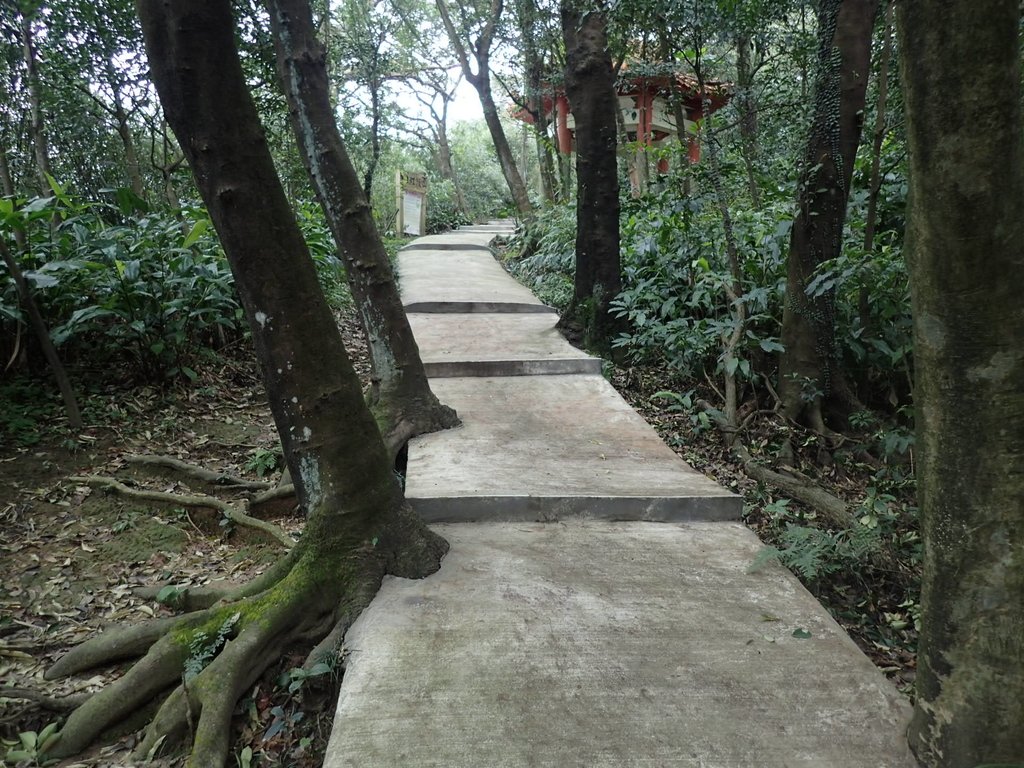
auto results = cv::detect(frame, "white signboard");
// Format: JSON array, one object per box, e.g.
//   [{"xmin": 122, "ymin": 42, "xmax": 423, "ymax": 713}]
[{"xmin": 402, "ymin": 190, "xmax": 424, "ymax": 236}]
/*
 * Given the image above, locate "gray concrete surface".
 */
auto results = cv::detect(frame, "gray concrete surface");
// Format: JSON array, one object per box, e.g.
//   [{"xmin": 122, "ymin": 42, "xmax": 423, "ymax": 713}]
[
  {"xmin": 401, "ymin": 232, "xmax": 498, "ymax": 249},
  {"xmin": 405, "ymin": 375, "xmax": 741, "ymax": 522},
  {"xmin": 325, "ymin": 521, "xmax": 915, "ymax": 768},
  {"xmin": 398, "ymin": 249, "xmax": 551, "ymax": 313},
  {"xmin": 407, "ymin": 313, "xmax": 601, "ymax": 377}
]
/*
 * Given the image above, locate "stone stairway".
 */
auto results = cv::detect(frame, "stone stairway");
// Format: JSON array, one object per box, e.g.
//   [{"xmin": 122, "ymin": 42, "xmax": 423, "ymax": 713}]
[{"xmin": 323, "ymin": 222, "xmax": 915, "ymax": 768}]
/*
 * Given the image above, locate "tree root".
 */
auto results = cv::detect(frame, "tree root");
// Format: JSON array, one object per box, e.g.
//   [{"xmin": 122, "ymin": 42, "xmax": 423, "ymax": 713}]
[
  {"xmin": 696, "ymin": 399, "xmax": 854, "ymax": 529},
  {"xmin": 42, "ymin": 545, "xmax": 380, "ymax": 768},
  {"xmin": 71, "ymin": 474, "xmax": 296, "ymax": 550},
  {"xmin": 0, "ymin": 687, "xmax": 88, "ymax": 711},
  {"xmin": 377, "ymin": 399, "xmax": 460, "ymax": 465},
  {"xmin": 125, "ymin": 454, "xmax": 273, "ymax": 490}
]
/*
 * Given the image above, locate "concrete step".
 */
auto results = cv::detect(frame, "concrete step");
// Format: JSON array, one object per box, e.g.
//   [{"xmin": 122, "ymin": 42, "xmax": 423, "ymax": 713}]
[
  {"xmin": 324, "ymin": 521, "xmax": 915, "ymax": 768},
  {"xmin": 408, "ymin": 313, "xmax": 601, "ymax": 377},
  {"xmin": 400, "ymin": 232, "xmax": 497, "ymax": 251},
  {"xmin": 405, "ymin": 374, "xmax": 741, "ymax": 522},
  {"xmin": 398, "ymin": 248, "xmax": 552, "ymax": 314}
]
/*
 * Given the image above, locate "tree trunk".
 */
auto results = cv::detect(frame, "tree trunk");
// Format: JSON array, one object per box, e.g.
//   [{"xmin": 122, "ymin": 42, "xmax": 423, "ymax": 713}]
[
  {"xmin": 105, "ymin": 61, "xmax": 147, "ymax": 200},
  {"xmin": 20, "ymin": 13, "xmax": 54, "ymax": 196},
  {"xmin": 41, "ymin": 2, "xmax": 447, "ymax": 764},
  {"xmin": 266, "ymin": 0, "xmax": 457, "ymax": 454},
  {"xmin": 694, "ymin": 52, "xmax": 746, "ymax": 437},
  {"xmin": 0, "ymin": 238, "xmax": 82, "ymax": 429},
  {"xmin": 363, "ymin": 74, "xmax": 382, "ymax": 201},
  {"xmin": 478, "ymin": 83, "xmax": 533, "ymax": 216},
  {"xmin": 435, "ymin": 0, "xmax": 533, "ymax": 217},
  {"xmin": 898, "ymin": 2, "xmax": 1024, "ymax": 765},
  {"xmin": 435, "ymin": 113, "xmax": 471, "ymax": 217},
  {"xmin": 859, "ymin": 0, "xmax": 894, "ymax": 334},
  {"xmin": 777, "ymin": 0, "xmax": 876, "ymax": 431},
  {"xmin": 560, "ymin": 2, "xmax": 621, "ymax": 351},
  {"xmin": 518, "ymin": 0, "xmax": 556, "ymax": 204},
  {"xmin": 734, "ymin": 33, "xmax": 761, "ymax": 209}
]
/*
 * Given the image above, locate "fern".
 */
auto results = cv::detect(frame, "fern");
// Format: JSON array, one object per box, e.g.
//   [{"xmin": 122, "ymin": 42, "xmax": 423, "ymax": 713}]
[
  {"xmin": 184, "ymin": 612, "xmax": 241, "ymax": 682},
  {"xmin": 752, "ymin": 523, "xmax": 880, "ymax": 582}
]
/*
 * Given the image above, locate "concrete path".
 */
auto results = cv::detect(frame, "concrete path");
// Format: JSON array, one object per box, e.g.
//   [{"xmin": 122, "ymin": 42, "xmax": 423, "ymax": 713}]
[{"xmin": 324, "ymin": 222, "xmax": 915, "ymax": 767}]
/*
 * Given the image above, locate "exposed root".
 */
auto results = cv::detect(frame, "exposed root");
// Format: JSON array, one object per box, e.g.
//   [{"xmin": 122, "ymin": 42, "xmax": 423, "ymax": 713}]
[
  {"xmin": 0, "ymin": 687, "xmax": 88, "ymax": 711},
  {"xmin": 126, "ymin": 454, "xmax": 273, "ymax": 490},
  {"xmin": 377, "ymin": 399, "xmax": 460, "ymax": 464},
  {"xmin": 697, "ymin": 399, "xmax": 853, "ymax": 529},
  {"xmin": 71, "ymin": 474, "xmax": 296, "ymax": 550},
  {"xmin": 45, "ymin": 615, "xmax": 193, "ymax": 680},
  {"xmin": 40, "ymin": 487, "xmax": 446, "ymax": 767},
  {"xmin": 249, "ymin": 483, "xmax": 297, "ymax": 515},
  {"xmin": 136, "ymin": 547, "xmax": 298, "ymax": 612}
]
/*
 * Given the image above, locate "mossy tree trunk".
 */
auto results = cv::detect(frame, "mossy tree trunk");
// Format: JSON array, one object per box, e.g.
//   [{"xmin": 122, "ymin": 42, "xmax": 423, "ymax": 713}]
[
  {"xmin": 41, "ymin": 1, "xmax": 448, "ymax": 765},
  {"xmin": 898, "ymin": 2, "xmax": 1024, "ymax": 764},
  {"xmin": 560, "ymin": 1, "xmax": 622, "ymax": 352},
  {"xmin": 266, "ymin": 0, "xmax": 457, "ymax": 455},
  {"xmin": 777, "ymin": 0, "xmax": 876, "ymax": 431}
]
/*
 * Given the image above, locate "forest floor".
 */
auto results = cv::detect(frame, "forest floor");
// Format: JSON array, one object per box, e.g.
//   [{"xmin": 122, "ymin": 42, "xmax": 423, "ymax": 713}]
[{"xmin": 0, "ymin": 306, "xmax": 917, "ymax": 768}]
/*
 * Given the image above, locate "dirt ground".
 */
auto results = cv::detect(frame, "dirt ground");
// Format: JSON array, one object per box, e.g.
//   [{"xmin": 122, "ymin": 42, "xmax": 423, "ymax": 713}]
[{"xmin": 1, "ymin": 306, "xmax": 915, "ymax": 767}]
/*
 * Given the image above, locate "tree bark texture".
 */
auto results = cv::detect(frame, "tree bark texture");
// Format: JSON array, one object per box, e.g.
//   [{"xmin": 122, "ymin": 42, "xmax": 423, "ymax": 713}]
[
  {"xmin": 898, "ymin": 2, "xmax": 1024, "ymax": 764},
  {"xmin": 778, "ymin": 0, "xmax": 876, "ymax": 430},
  {"xmin": 266, "ymin": 0, "xmax": 457, "ymax": 453},
  {"xmin": 136, "ymin": 0, "xmax": 441, "ymax": 548},
  {"xmin": 560, "ymin": 3, "xmax": 621, "ymax": 350}
]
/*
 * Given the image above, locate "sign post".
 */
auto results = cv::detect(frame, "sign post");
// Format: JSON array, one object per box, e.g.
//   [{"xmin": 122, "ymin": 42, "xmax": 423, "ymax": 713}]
[{"xmin": 396, "ymin": 171, "xmax": 427, "ymax": 236}]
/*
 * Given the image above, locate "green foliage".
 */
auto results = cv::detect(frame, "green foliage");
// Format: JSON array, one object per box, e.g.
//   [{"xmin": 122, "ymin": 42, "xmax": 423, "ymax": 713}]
[
  {"xmin": 277, "ymin": 661, "xmax": 334, "ymax": 694},
  {"xmin": 753, "ymin": 522, "xmax": 881, "ymax": 582},
  {"xmin": 506, "ymin": 201, "xmax": 576, "ymax": 308},
  {"xmin": 2, "ymin": 192, "xmax": 245, "ymax": 382},
  {"xmin": 184, "ymin": 612, "xmax": 241, "ymax": 682},
  {"xmin": 2, "ymin": 722, "xmax": 60, "ymax": 766},
  {"xmin": 611, "ymin": 176, "xmax": 791, "ymax": 382},
  {"xmin": 294, "ymin": 201, "xmax": 351, "ymax": 310},
  {"xmin": 245, "ymin": 447, "xmax": 282, "ymax": 478},
  {"xmin": 425, "ymin": 177, "xmax": 471, "ymax": 233}
]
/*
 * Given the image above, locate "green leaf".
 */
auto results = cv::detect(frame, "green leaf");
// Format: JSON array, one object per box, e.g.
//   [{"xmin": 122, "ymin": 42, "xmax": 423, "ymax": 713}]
[
  {"xmin": 44, "ymin": 172, "xmax": 65, "ymax": 199},
  {"xmin": 759, "ymin": 339, "xmax": 785, "ymax": 353},
  {"xmin": 792, "ymin": 628, "xmax": 812, "ymax": 639},
  {"xmin": 183, "ymin": 218, "xmax": 211, "ymax": 249}
]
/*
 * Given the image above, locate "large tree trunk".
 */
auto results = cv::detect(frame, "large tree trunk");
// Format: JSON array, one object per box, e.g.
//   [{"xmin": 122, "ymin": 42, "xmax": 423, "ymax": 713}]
[
  {"xmin": 777, "ymin": 0, "xmax": 876, "ymax": 431},
  {"xmin": 898, "ymin": 2, "xmax": 1024, "ymax": 765},
  {"xmin": 43, "ymin": 2, "xmax": 447, "ymax": 765},
  {"xmin": 560, "ymin": 2, "xmax": 621, "ymax": 351},
  {"xmin": 266, "ymin": 0, "xmax": 457, "ymax": 454}
]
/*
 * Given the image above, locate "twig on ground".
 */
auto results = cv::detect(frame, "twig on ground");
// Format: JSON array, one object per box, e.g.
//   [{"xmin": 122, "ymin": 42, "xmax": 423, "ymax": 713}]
[
  {"xmin": 125, "ymin": 454, "xmax": 272, "ymax": 490},
  {"xmin": 0, "ymin": 687, "xmax": 89, "ymax": 712},
  {"xmin": 70, "ymin": 475, "xmax": 296, "ymax": 550}
]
